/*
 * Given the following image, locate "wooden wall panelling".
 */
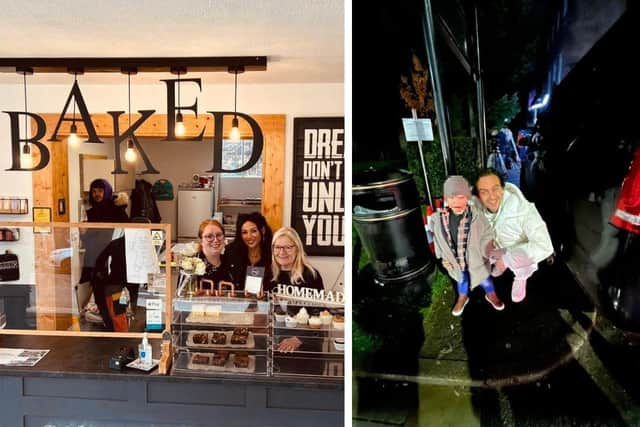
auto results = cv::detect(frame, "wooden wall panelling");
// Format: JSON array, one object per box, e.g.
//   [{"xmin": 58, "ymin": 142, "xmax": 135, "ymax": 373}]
[
  {"xmin": 51, "ymin": 113, "xmax": 286, "ymax": 230},
  {"xmin": 31, "ymin": 117, "xmax": 71, "ymax": 331},
  {"xmin": 259, "ymin": 115, "xmax": 286, "ymax": 230}
]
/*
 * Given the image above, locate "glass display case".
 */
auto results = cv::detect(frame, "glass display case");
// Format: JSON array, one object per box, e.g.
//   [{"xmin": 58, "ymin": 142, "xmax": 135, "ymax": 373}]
[
  {"xmin": 172, "ymin": 293, "xmax": 270, "ymax": 377},
  {"xmin": 270, "ymin": 297, "xmax": 345, "ymax": 380},
  {"xmin": 0, "ymin": 222, "xmax": 172, "ymax": 336}
]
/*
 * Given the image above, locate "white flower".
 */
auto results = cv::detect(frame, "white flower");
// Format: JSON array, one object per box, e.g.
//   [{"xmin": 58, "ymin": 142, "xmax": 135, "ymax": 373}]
[
  {"xmin": 181, "ymin": 257, "xmax": 206, "ymax": 276},
  {"xmin": 194, "ymin": 259, "xmax": 206, "ymax": 276},
  {"xmin": 181, "ymin": 258, "xmax": 194, "ymax": 271}
]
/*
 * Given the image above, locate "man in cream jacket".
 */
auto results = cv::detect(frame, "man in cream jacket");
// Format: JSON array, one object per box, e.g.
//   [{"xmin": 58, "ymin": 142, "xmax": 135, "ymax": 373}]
[{"xmin": 475, "ymin": 168, "xmax": 554, "ymax": 303}]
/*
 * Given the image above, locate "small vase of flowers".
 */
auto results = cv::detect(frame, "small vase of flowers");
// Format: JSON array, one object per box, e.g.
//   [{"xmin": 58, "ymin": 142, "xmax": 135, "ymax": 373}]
[{"xmin": 177, "ymin": 256, "xmax": 206, "ymax": 297}]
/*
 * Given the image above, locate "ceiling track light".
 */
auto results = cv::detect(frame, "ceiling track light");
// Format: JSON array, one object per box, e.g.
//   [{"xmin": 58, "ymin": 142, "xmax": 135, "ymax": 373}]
[
  {"xmin": 122, "ymin": 67, "xmax": 138, "ymax": 163},
  {"xmin": 0, "ymin": 57, "xmax": 267, "ymax": 74},
  {"xmin": 171, "ymin": 66, "xmax": 187, "ymax": 137},
  {"xmin": 228, "ymin": 65, "xmax": 245, "ymax": 141},
  {"xmin": 67, "ymin": 67, "xmax": 84, "ymax": 146},
  {"xmin": 17, "ymin": 67, "xmax": 33, "ymax": 168}
]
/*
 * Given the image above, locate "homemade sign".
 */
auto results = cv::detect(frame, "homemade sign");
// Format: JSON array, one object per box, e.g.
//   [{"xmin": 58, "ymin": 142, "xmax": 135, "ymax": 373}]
[
  {"xmin": 291, "ymin": 117, "xmax": 344, "ymax": 256},
  {"xmin": 273, "ymin": 284, "xmax": 345, "ymax": 307}
]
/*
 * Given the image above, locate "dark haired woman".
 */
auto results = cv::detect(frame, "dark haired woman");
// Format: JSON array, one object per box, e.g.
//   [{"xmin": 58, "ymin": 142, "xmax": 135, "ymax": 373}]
[{"xmin": 226, "ymin": 212, "xmax": 273, "ymax": 291}]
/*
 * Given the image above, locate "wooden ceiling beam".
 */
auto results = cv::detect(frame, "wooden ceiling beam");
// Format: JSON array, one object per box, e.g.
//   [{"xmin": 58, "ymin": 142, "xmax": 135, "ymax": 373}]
[{"xmin": 0, "ymin": 56, "xmax": 267, "ymax": 73}]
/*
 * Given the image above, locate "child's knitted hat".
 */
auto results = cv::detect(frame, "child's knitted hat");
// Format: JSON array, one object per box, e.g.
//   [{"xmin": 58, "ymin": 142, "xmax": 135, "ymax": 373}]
[{"xmin": 443, "ymin": 175, "xmax": 472, "ymax": 198}]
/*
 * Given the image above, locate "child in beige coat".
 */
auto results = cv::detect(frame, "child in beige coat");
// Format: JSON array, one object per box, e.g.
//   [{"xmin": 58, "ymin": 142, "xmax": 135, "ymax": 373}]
[{"xmin": 431, "ymin": 176, "xmax": 505, "ymax": 316}]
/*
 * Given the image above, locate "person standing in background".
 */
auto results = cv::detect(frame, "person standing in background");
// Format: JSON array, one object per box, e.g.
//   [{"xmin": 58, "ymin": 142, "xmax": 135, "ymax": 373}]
[
  {"xmin": 78, "ymin": 179, "xmax": 129, "ymax": 327},
  {"xmin": 498, "ymin": 120, "xmax": 522, "ymax": 187}
]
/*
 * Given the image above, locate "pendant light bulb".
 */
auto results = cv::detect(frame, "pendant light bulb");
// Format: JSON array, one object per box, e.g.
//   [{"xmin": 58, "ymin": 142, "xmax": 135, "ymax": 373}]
[
  {"xmin": 21, "ymin": 143, "xmax": 32, "ymax": 169},
  {"xmin": 228, "ymin": 66, "xmax": 243, "ymax": 141},
  {"xmin": 68, "ymin": 123, "xmax": 79, "ymax": 146},
  {"xmin": 125, "ymin": 139, "xmax": 137, "ymax": 162},
  {"xmin": 175, "ymin": 112, "xmax": 186, "ymax": 137},
  {"xmin": 230, "ymin": 116, "xmax": 241, "ymax": 141},
  {"xmin": 172, "ymin": 67, "xmax": 187, "ymax": 138}
]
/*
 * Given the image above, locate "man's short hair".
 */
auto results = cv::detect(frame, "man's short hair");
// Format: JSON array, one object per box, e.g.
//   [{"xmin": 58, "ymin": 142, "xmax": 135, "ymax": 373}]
[{"xmin": 475, "ymin": 168, "xmax": 505, "ymax": 189}]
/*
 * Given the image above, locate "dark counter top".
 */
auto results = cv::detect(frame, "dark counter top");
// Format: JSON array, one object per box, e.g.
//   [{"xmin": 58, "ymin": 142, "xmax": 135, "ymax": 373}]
[{"xmin": 0, "ymin": 334, "xmax": 343, "ymax": 390}]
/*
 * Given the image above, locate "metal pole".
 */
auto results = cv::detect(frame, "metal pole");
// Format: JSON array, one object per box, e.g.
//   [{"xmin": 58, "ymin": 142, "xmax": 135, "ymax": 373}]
[
  {"xmin": 474, "ymin": 3, "xmax": 488, "ymax": 167},
  {"xmin": 412, "ymin": 108, "xmax": 434, "ymax": 208},
  {"xmin": 421, "ymin": 0, "xmax": 453, "ymax": 175}
]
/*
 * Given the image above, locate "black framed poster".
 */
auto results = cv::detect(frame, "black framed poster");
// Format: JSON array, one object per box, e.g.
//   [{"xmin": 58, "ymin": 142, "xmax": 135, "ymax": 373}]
[{"xmin": 291, "ymin": 117, "xmax": 345, "ymax": 256}]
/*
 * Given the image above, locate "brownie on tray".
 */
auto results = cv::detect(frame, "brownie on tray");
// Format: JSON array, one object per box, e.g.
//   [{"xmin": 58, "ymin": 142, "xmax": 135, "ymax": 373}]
[{"xmin": 234, "ymin": 352, "xmax": 250, "ymax": 368}]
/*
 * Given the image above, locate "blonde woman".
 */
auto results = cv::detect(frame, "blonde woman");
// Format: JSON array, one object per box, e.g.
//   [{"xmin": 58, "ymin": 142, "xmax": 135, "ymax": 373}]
[
  {"xmin": 269, "ymin": 227, "xmax": 324, "ymax": 292},
  {"xmin": 270, "ymin": 227, "xmax": 325, "ymax": 353}
]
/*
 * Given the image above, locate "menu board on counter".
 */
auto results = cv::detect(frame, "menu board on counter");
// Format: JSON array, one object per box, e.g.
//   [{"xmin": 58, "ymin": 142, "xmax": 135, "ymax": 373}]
[{"xmin": 291, "ymin": 117, "xmax": 345, "ymax": 256}]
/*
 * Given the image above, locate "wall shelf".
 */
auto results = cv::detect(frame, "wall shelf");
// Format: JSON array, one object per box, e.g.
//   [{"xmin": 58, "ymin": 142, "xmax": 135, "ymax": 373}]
[
  {"xmin": 0, "ymin": 228, "xmax": 20, "ymax": 242},
  {"xmin": 0, "ymin": 198, "xmax": 28, "ymax": 215}
]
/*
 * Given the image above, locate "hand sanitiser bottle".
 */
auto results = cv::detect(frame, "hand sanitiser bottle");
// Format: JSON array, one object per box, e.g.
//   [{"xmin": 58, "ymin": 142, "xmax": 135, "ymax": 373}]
[{"xmin": 139, "ymin": 332, "xmax": 152, "ymax": 366}]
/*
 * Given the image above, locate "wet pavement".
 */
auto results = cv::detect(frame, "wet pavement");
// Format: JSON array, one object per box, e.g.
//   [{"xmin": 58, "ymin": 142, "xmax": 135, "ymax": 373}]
[{"xmin": 353, "ymin": 261, "xmax": 640, "ymax": 426}]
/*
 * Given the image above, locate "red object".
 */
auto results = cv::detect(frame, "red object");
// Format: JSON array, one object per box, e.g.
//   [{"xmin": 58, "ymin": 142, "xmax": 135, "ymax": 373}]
[
  {"xmin": 424, "ymin": 205, "xmax": 435, "ymax": 253},
  {"xmin": 611, "ymin": 146, "xmax": 640, "ymax": 234},
  {"xmin": 106, "ymin": 294, "xmax": 129, "ymax": 332}
]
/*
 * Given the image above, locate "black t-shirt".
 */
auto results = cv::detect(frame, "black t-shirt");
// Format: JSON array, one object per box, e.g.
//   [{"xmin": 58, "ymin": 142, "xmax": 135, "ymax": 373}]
[
  {"xmin": 196, "ymin": 252, "xmax": 233, "ymax": 290},
  {"xmin": 225, "ymin": 240, "xmax": 272, "ymax": 291},
  {"xmin": 266, "ymin": 267, "xmax": 324, "ymax": 293},
  {"xmin": 449, "ymin": 209, "xmax": 464, "ymax": 246}
]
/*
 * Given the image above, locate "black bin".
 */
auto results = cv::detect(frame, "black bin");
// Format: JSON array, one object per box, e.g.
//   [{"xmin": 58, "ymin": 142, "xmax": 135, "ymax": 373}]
[{"xmin": 353, "ymin": 169, "xmax": 432, "ymax": 283}]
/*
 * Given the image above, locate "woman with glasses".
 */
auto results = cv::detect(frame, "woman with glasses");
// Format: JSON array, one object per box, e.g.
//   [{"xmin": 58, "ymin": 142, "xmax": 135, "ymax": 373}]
[
  {"xmin": 269, "ymin": 227, "xmax": 324, "ymax": 292},
  {"xmin": 196, "ymin": 219, "xmax": 233, "ymax": 291},
  {"xmin": 226, "ymin": 212, "xmax": 273, "ymax": 290},
  {"xmin": 270, "ymin": 227, "xmax": 324, "ymax": 354}
]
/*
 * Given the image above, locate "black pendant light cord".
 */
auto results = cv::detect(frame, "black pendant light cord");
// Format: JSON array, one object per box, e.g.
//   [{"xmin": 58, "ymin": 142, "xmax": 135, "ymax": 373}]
[
  {"xmin": 128, "ymin": 72, "xmax": 131, "ymax": 127},
  {"xmin": 234, "ymin": 70, "xmax": 238, "ymax": 116},
  {"xmin": 72, "ymin": 73, "xmax": 77, "ymax": 126},
  {"xmin": 23, "ymin": 71, "xmax": 27, "ymax": 138},
  {"xmin": 177, "ymin": 71, "xmax": 181, "ymax": 112}
]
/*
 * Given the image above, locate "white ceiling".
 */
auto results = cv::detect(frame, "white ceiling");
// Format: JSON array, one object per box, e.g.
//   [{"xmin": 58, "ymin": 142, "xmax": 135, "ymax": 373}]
[{"xmin": 0, "ymin": 0, "xmax": 344, "ymax": 85}]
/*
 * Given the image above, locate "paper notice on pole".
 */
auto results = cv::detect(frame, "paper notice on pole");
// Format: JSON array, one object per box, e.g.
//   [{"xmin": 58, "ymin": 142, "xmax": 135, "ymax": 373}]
[
  {"xmin": 125, "ymin": 229, "xmax": 160, "ymax": 284},
  {"xmin": 402, "ymin": 118, "xmax": 434, "ymax": 141}
]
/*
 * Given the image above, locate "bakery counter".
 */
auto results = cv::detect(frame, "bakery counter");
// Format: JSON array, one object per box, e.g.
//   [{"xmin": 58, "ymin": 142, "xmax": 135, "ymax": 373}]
[{"xmin": 0, "ymin": 334, "xmax": 343, "ymax": 427}]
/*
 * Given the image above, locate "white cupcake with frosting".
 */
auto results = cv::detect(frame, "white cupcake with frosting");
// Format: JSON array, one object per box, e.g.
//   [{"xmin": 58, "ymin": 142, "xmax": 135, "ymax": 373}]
[
  {"xmin": 285, "ymin": 316, "xmax": 298, "ymax": 328},
  {"xmin": 295, "ymin": 307, "xmax": 309, "ymax": 325},
  {"xmin": 332, "ymin": 315, "xmax": 344, "ymax": 330},
  {"xmin": 308, "ymin": 316, "xmax": 322, "ymax": 329},
  {"xmin": 319, "ymin": 310, "xmax": 333, "ymax": 325}
]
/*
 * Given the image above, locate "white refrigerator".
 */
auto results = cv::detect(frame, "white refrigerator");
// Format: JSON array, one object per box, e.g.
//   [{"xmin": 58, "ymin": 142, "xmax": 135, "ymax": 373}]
[{"xmin": 178, "ymin": 188, "xmax": 214, "ymax": 239}]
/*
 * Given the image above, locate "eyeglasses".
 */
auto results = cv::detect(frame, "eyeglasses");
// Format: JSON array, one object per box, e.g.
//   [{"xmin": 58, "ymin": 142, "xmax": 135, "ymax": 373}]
[
  {"xmin": 203, "ymin": 233, "xmax": 224, "ymax": 242},
  {"xmin": 273, "ymin": 245, "xmax": 296, "ymax": 253}
]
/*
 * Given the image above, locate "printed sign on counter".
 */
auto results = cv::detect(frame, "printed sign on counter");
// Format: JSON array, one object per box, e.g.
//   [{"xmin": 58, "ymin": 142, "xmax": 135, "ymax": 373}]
[{"xmin": 146, "ymin": 299, "xmax": 163, "ymax": 331}]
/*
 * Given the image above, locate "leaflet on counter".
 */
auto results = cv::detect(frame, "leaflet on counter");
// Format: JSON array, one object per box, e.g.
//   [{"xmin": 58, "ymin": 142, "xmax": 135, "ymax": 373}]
[{"xmin": 0, "ymin": 348, "xmax": 49, "ymax": 366}]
